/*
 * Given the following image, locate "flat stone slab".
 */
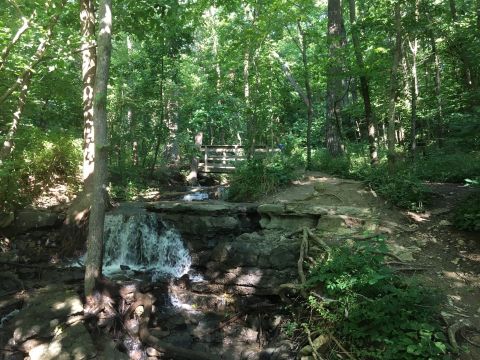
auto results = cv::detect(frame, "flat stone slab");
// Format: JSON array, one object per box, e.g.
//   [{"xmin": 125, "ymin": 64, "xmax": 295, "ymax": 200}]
[
  {"xmin": 146, "ymin": 200, "xmax": 258, "ymax": 215},
  {"xmin": 12, "ymin": 209, "xmax": 63, "ymax": 233}
]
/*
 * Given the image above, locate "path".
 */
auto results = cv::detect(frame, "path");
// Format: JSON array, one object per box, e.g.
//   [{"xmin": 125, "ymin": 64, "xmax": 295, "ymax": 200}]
[{"xmin": 263, "ymin": 171, "xmax": 480, "ymax": 359}]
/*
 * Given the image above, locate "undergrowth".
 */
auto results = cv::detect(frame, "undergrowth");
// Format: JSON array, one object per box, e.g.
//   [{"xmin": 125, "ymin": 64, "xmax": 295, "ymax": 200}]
[
  {"xmin": 227, "ymin": 154, "xmax": 301, "ymax": 201},
  {"xmin": 312, "ymin": 145, "xmax": 480, "ymax": 210},
  {"xmin": 300, "ymin": 238, "xmax": 451, "ymax": 359},
  {"xmin": 0, "ymin": 127, "xmax": 81, "ymax": 212},
  {"xmin": 453, "ymin": 178, "xmax": 480, "ymax": 231}
]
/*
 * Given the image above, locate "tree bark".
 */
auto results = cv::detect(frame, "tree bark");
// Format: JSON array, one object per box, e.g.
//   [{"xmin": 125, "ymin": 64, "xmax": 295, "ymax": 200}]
[
  {"xmin": 387, "ymin": 1, "xmax": 402, "ymax": 168},
  {"xmin": 84, "ymin": 0, "xmax": 113, "ymax": 298},
  {"xmin": 270, "ymin": 51, "xmax": 309, "ymax": 107},
  {"xmin": 431, "ymin": 36, "xmax": 444, "ymax": 145},
  {"xmin": 348, "ymin": 0, "xmax": 377, "ymax": 164},
  {"xmin": 298, "ymin": 22, "xmax": 314, "ymax": 169},
  {"xmin": 409, "ymin": 0, "xmax": 419, "ymax": 157},
  {"xmin": 326, "ymin": 0, "xmax": 346, "ymax": 157},
  {"xmin": 80, "ymin": 0, "xmax": 97, "ymax": 190},
  {"xmin": 410, "ymin": 41, "xmax": 418, "ymax": 156}
]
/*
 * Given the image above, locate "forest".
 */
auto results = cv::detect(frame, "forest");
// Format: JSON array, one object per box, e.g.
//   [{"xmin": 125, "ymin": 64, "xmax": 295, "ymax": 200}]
[{"xmin": 0, "ymin": 0, "xmax": 480, "ymax": 359}]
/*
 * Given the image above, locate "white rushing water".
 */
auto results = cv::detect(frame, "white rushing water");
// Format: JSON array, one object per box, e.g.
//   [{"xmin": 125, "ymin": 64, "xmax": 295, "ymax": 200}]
[{"xmin": 103, "ymin": 213, "xmax": 191, "ymax": 281}]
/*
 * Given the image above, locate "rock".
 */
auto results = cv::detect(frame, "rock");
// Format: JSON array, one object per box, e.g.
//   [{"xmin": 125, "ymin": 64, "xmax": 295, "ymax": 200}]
[
  {"xmin": 146, "ymin": 347, "xmax": 162, "ymax": 357},
  {"xmin": 97, "ymin": 337, "xmax": 129, "ymax": 360},
  {"xmin": 10, "ymin": 285, "xmax": 83, "ymax": 345},
  {"xmin": 0, "ymin": 211, "xmax": 14, "ymax": 228},
  {"xmin": 241, "ymin": 349, "xmax": 259, "ymax": 360},
  {"xmin": 163, "ymin": 333, "xmax": 193, "ymax": 348},
  {"xmin": 13, "ymin": 210, "xmax": 62, "ymax": 233},
  {"xmin": 439, "ymin": 219, "xmax": 452, "ymax": 226},
  {"xmin": 150, "ymin": 328, "xmax": 170, "ymax": 338},
  {"xmin": 258, "ymin": 203, "xmax": 374, "ymax": 231},
  {"xmin": 28, "ymin": 323, "xmax": 96, "ymax": 360},
  {"xmin": 0, "ymin": 272, "xmax": 23, "ymax": 296},
  {"xmin": 387, "ymin": 243, "xmax": 421, "ymax": 262},
  {"xmin": 269, "ymin": 245, "xmax": 297, "ymax": 269}
]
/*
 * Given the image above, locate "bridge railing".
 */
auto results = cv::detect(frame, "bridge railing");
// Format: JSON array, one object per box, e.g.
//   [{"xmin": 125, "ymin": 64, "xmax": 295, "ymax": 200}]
[{"xmin": 198, "ymin": 145, "xmax": 279, "ymax": 173}]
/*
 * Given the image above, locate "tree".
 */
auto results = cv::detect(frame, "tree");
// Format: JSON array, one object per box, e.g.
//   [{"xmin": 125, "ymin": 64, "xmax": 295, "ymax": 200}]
[
  {"xmin": 387, "ymin": 0, "xmax": 402, "ymax": 168},
  {"xmin": 0, "ymin": 0, "xmax": 66, "ymax": 161},
  {"xmin": 348, "ymin": 0, "xmax": 377, "ymax": 164},
  {"xmin": 84, "ymin": 0, "xmax": 113, "ymax": 297},
  {"xmin": 80, "ymin": 0, "xmax": 96, "ymax": 189},
  {"xmin": 325, "ymin": 0, "xmax": 346, "ymax": 156}
]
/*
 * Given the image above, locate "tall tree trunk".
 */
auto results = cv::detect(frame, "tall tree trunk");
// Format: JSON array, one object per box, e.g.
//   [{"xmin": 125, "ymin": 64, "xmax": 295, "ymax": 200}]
[
  {"xmin": 80, "ymin": 0, "xmax": 96, "ymax": 190},
  {"xmin": 244, "ymin": 48, "xmax": 254, "ymax": 158},
  {"xmin": 409, "ymin": 0, "xmax": 419, "ymax": 157},
  {"xmin": 409, "ymin": 41, "xmax": 418, "ymax": 156},
  {"xmin": 298, "ymin": 22, "xmax": 314, "ymax": 169},
  {"xmin": 387, "ymin": 1, "xmax": 402, "ymax": 168},
  {"xmin": 348, "ymin": 0, "xmax": 377, "ymax": 164},
  {"xmin": 84, "ymin": 0, "xmax": 113, "ymax": 298},
  {"xmin": 431, "ymin": 36, "xmax": 444, "ymax": 145},
  {"xmin": 150, "ymin": 55, "xmax": 165, "ymax": 176},
  {"xmin": 0, "ymin": 1, "xmax": 65, "ymax": 161},
  {"xmin": 448, "ymin": 0, "xmax": 476, "ymax": 90},
  {"xmin": 271, "ymin": 49, "xmax": 313, "ymax": 163},
  {"xmin": 326, "ymin": 0, "xmax": 346, "ymax": 157},
  {"xmin": 449, "ymin": 0, "xmax": 457, "ymax": 20}
]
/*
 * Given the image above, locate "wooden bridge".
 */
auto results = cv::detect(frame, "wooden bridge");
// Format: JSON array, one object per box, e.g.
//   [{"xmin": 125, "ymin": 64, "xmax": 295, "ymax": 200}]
[{"xmin": 198, "ymin": 145, "xmax": 279, "ymax": 173}]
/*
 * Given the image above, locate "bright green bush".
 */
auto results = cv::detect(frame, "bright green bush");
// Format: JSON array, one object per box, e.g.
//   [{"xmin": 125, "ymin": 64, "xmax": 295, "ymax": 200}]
[
  {"xmin": 453, "ymin": 179, "xmax": 480, "ymax": 231},
  {"xmin": 362, "ymin": 166, "xmax": 432, "ymax": 210},
  {"xmin": 311, "ymin": 149, "xmax": 352, "ymax": 177},
  {"xmin": 227, "ymin": 154, "xmax": 301, "ymax": 201},
  {"xmin": 412, "ymin": 152, "xmax": 480, "ymax": 183},
  {"xmin": 0, "ymin": 127, "xmax": 82, "ymax": 212},
  {"xmin": 311, "ymin": 145, "xmax": 433, "ymax": 210},
  {"xmin": 306, "ymin": 238, "xmax": 450, "ymax": 360}
]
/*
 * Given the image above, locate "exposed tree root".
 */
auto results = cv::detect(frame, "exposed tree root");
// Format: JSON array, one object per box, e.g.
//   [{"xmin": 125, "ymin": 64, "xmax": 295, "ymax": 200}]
[
  {"xmin": 331, "ymin": 335, "xmax": 356, "ymax": 360},
  {"xmin": 448, "ymin": 319, "xmax": 476, "ymax": 351}
]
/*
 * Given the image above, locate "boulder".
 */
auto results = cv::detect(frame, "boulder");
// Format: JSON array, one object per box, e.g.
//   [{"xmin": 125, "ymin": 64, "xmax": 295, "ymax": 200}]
[
  {"xmin": 28, "ymin": 323, "xmax": 96, "ymax": 360},
  {"xmin": 13, "ymin": 209, "xmax": 62, "ymax": 233},
  {"xmin": 10, "ymin": 285, "xmax": 84, "ymax": 345}
]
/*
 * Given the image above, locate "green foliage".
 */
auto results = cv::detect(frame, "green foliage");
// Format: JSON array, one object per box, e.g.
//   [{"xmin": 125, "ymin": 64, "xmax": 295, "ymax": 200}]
[
  {"xmin": 412, "ymin": 152, "xmax": 480, "ymax": 183},
  {"xmin": 0, "ymin": 127, "xmax": 81, "ymax": 212},
  {"xmin": 453, "ymin": 179, "xmax": 480, "ymax": 231},
  {"xmin": 362, "ymin": 166, "xmax": 432, "ymax": 210},
  {"xmin": 227, "ymin": 154, "xmax": 301, "ymax": 202},
  {"xmin": 311, "ymin": 149, "xmax": 352, "ymax": 178},
  {"xmin": 306, "ymin": 238, "xmax": 450, "ymax": 360},
  {"xmin": 312, "ymin": 145, "xmax": 432, "ymax": 210}
]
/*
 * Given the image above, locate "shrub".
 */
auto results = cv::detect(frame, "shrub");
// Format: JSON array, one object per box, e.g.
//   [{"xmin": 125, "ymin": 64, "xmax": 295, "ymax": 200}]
[
  {"xmin": 362, "ymin": 166, "xmax": 432, "ymax": 210},
  {"xmin": 311, "ymin": 149, "xmax": 351, "ymax": 177},
  {"xmin": 412, "ymin": 152, "xmax": 480, "ymax": 183},
  {"xmin": 305, "ymin": 238, "xmax": 450, "ymax": 360},
  {"xmin": 453, "ymin": 179, "xmax": 480, "ymax": 231},
  {"xmin": 0, "ymin": 127, "xmax": 81, "ymax": 212},
  {"xmin": 227, "ymin": 154, "xmax": 300, "ymax": 201}
]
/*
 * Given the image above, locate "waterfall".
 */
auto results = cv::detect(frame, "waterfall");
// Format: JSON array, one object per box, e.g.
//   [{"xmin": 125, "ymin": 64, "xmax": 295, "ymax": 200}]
[{"xmin": 103, "ymin": 213, "xmax": 191, "ymax": 280}]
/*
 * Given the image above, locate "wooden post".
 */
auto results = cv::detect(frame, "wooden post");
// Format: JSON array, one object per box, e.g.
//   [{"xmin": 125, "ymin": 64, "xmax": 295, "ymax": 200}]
[{"xmin": 204, "ymin": 146, "xmax": 208, "ymax": 172}]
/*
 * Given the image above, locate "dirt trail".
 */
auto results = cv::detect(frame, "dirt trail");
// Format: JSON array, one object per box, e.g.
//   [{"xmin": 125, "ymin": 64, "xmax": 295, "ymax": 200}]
[{"xmin": 263, "ymin": 171, "xmax": 480, "ymax": 359}]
